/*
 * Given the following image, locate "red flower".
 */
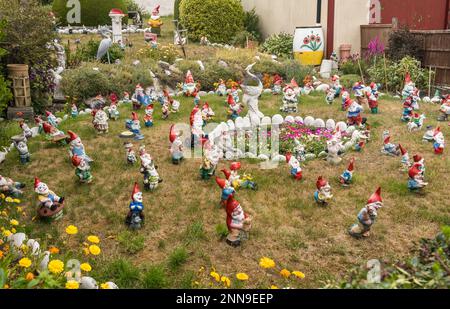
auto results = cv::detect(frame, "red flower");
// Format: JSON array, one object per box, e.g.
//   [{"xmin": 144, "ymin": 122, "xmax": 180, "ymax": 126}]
[
  {"xmin": 303, "ymin": 37, "xmax": 310, "ymax": 44},
  {"xmin": 315, "ymin": 36, "xmax": 321, "ymax": 43},
  {"xmin": 310, "ymin": 34, "xmax": 316, "ymax": 41}
]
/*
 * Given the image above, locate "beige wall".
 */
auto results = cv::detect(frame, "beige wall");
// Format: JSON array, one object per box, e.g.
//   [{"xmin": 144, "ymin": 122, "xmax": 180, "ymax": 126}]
[{"xmin": 242, "ymin": 0, "xmax": 370, "ymax": 58}]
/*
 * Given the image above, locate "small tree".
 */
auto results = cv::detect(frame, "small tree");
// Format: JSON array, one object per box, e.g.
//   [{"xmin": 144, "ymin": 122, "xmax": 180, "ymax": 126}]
[{"xmin": 387, "ymin": 26, "xmax": 424, "ymax": 62}]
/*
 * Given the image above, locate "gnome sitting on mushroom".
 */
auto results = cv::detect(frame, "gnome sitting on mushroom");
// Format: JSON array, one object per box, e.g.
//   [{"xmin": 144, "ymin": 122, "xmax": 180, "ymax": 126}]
[
  {"xmin": 0, "ymin": 175, "xmax": 25, "ymax": 197},
  {"xmin": 339, "ymin": 158, "xmax": 355, "ymax": 187},
  {"xmin": 314, "ymin": 176, "xmax": 333, "ymax": 206},
  {"xmin": 67, "ymin": 131, "xmax": 93, "ymax": 163},
  {"xmin": 169, "ymin": 125, "xmax": 184, "ymax": 165},
  {"xmin": 348, "ymin": 187, "xmax": 383, "ymax": 238},
  {"xmin": 42, "ymin": 122, "xmax": 67, "ymax": 144},
  {"xmin": 225, "ymin": 195, "xmax": 252, "ymax": 247},
  {"xmin": 71, "ymin": 155, "xmax": 93, "ymax": 184},
  {"xmin": 126, "ymin": 183, "xmax": 145, "ymax": 230},
  {"xmin": 34, "ymin": 177, "xmax": 64, "ymax": 220}
]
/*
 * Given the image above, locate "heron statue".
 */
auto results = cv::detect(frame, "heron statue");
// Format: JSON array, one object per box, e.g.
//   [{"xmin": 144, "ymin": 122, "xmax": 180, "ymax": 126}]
[
  {"xmin": 241, "ymin": 63, "xmax": 264, "ymax": 126},
  {"xmin": 96, "ymin": 31, "xmax": 112, "ymax": 63}
]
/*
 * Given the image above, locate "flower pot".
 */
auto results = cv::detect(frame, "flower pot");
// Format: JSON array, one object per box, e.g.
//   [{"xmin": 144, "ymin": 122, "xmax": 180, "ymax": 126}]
[
  {"xmin": 339, "ymin": 44, "xmax": 352, "ymax": 62},
  {"xmin": 293, "ymin": 26, "xmax": 324, "ymax": 66}
]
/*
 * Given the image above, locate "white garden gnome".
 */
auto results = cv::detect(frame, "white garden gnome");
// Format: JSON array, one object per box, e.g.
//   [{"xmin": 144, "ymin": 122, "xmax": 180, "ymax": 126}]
[
  {"xmin": 107, "ymin": 101, "xmax": 120, "ymax": 121},
  {"xmin": 72, "ymin": 155, "xmax": 93, "ymax": 184},
  {"xmin": 92, "ymin": 109, "xmax": 109, "ymax": 134},
  {"xmin": 399, "ymin": 144, "xmax": 411, "ymax": 171},
  {"xmin": 19, "ymin": 120, "xmax": 33, "ymax": 139},
  {"xmin": 124, "ymin": 142, "xmax": 137, "ymax": 165},
  {"xmin": 381, "ymin": 131, "xmax": 400, "ymax": 156},
  {"xmin": 348, "ymin": 187, "xmax": 383, "ymax": 238},
  {"xmin": 169, "ymin": 125, "xmax": 184, "ymax": 165},
  {"xmin": 280, "ymin": 79, "xmax": 299, "ymax": 113},
  {"xmin": 34, "ymin": 177, "xmax": 64, "ymax": 220},
  {"xmin": 139, "ymin": 146, "xmax": 162, "ymax": 191}
]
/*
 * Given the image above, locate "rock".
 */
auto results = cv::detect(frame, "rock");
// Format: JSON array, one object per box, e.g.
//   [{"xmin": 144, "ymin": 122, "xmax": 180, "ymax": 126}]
[
  {"xmin": 164, "ymin": 70, "xmax": 172, "ymax": 76},
  {"xmin": 84, "ymin": 108, "xmax": 92, "ymax": 114},
  {"xmin": 198, "ymin": 91, "xmax": 207, "ymax": 97},
  {"xmin": 305, "ymin": 153, "xmax": 317, "ymax": 160},
  {"xmin": 63, "ymin": 115, "xmax": 69, "ymax": 121},
  {"xmin": 79, "ymin": 111, "xmax": 86, "ymax": 115},
  {"xmin": 272, "ymin": 114, "xmax": 284, "ymax": 125},
  {"xmin": 326, "ymin": 119, "xmax": 336, "ymax": 130},
  {"xmin": 196, "ymin": 60, "xmax": 205, "ymax": 71},
  {"xmin": 314, "ymin": 118, "xmax": 325, "ymax": 128},
  {"xmin": 169, "ymin": 65, "xmax": 181, "ymax": 74},
  {"xmin": 31, "ymin": 127, "xmax": 40, "ymax": 137},
  {"xmin": 304, "ymin": 116, "xmax": 315, "ymax": 127},
  {"xmin": 218, "ymin": 60, "xmax": 228, "ymax": 68},
  {"xmin": 272, "ymin": 154, "xmax": 286, "ymax": 162},
  {"xmin": 245, "ymin": 152, "xmax": 257, "ymax": 159},
  {"xmin": 132, "ymin": 60, "xmax": 141, "ymax": 66},
  {"xmin": 79, "ymin": 277, "xmax": 98, "ymax": 289},
  {"xmin": 422, "ymin": 96, "xmax": 431, "ymax": 103},
  {"xmin": 315, "ymin": 84, "xmax": 330, "ymax": 92},
  {"xmin": 263, "ymin": 89, "xmax": 272, "ymax": 94},
  {"xmin": 158, "ymin": 60, "xmax": 170, "ymax": 70},
  {"xmin": 208, "ymin": 91, "xmax": 215, "ymax": 95},
  {"xmin": 258, "ymin": 154, "xmax": 269, "ymax": 161},
  {"xmin": 393, "ymin": 95, "xmax": 400, "ymax": 99},
  {"xmin": 0, "ymin": 118, "xmax": 4, "ymax": 122},
  {"xmin": 284, "ymin": 115, "xmax": 295, "ymax": 123},
  {"xmin": 175, "ymin": 58, "xmax": 184, "ymax": 62}
]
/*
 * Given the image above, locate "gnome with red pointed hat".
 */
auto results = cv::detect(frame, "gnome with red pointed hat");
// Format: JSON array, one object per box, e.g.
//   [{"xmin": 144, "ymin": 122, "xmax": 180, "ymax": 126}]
[
  {"xmin": 438, "ymin": 94, "xmax": 450, "ymax": 121},
  {"xmin": 131, "ymin": 84, "xmax": 145, "ymax": 110},
  {"xmin": 230, "ymin": 83, "xmax": 240, "ymax": 104},
  {"xmin": 314, "ymin": 176, "xmax": 333, "ymax": 206},
  {"xmin": 71, "ymin": 103, "xmax": 79, "ymax": 118},
  {"xmin": 216, "ymin": 176, "xmax": 235, "ymax": 208},
  {"xmin": 139, "ymin": 145, "xmax": 162, "ymax": 191},
  {"xmin": 92, "ymin": 108, "xmax": 109, "ymax": 134},
  {"xmin": 148, "ymin": 4, "xmax": 163, "ymax": 36},
  {"xmin": 125, "ymin": 182, "xmax": 145, "ymax": 230},
  {"xmin": 67, "ymin": 130, "xmax": 93, "ymax": 163},
  {"xmin": 107, "ymin": 100, "xmax": 120, "ymax": 121},
  {"xmin": 368, "ymin": 82, "xmax": 379, "ymax": 114},
  {"xmin": 412, "ymin": 154, "xmax": 425, "ymax": 175},
  {"xmin": 34, "ymin": 177, "xmax": 64, "ymax": 220},
  {"xmin": 18, "ymin": 119, "xmax": 33, "ymax": 139},
  {"xmin": 281, "ymin": 78, "xmax": 299, "ymax": 113},
  {"xmin": 228, "ymin": 162, "xmax": 258, "ymax": 191},
  {"xmin": 227, "ymin": 94, "xmax": 242, "ymax": 121},
  {"xmin": 272, "ymin": 74, "xmax": 283, "ymax": 95},
  {"xmin": 182, "ymin": 70, "xmax": 199, "ymax": 97},
  {"xmin": 124, "ymin": 142, "xmax": 137, "ymax": 165},
  {"xmin": 120, "ymin": 91, "xmax": 132, "ymax": 104},
  {"xmin": 225, "ymin": 195, "xmax": 252, "ymax": 247},
  {"xmin": 0, "ymin": 174, "xmax": 25, "ymax": 198},
  {"xmin": 286, "ymin": 152, "xmax": 302, "ymax": 181},
  {"xmin": 42, "ymin": 121, "xmax": 67, "ymax": 144},
  {"xmin": 433, "ymin": 127, "xmax": 445, "ymax": 154},
  {"xmin": 45, "ymin": 110, "xmax": 60, "ymax": 128},
  {"xmin": 348, "ymin": 187, "xmax": 383, "ymax": 238},
  {"xmin": 216, "ymin": 79, "xmax": 227, "ymax": 96},
  {"xmin": 381, "ymin": 130, "xmax": 400, "ymax": 156},
  {"xmin": 399, "ymin": 144, "xmax": 411, "ymax": 171},
  {"xmin": 407, "ymin": 112, "xmax": 425, "ymax": 132},
  {"xmin": 126, "ymin": 112, "xmax": 144, "ymax": 140},
  {"xmin": 201, "ymin": 102, "xmax": 215, "ymax": 123},
  {"xmin": 144, "ymin": 104, "xmax": 154, "ymax": 127},
  {"xmin": 199, "ymin": 141, "xmax": 220, "ymax": 180},
  {"xmin": 408, "ymin": 165, "xmax": 428, "ymax": 192},
  {"xmin": 341, "ymin": 91, "xmax": 352, "ymax": 111},
  {"xmin": 339, "ymin": 158, "xmax": 355, "ymax": 186},
  {"xmin": 72, "ymin": 155, "xmax": 93, "ymax": 184},
  {"xmin": 169, "ymin": 124, "xmax": 184, "ymax": 164}
]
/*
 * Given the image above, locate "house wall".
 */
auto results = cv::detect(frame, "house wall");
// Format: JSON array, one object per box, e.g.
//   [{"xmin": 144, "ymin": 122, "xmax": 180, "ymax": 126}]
[{"xmin": 135, "ymin": 0, "xmax": 174, "ymax": 16}]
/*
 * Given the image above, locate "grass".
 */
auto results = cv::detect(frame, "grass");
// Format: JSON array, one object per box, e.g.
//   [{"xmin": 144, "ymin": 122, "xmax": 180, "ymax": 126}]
[
  {"xmin": 117, "ymin": 230, "xmax": 145, "ymax": 254},
  {"xmin": 168, "ymin": 247, "xmax": 189, "ymax": 270},
  {"xmin": 143, "ymin": 265, "xmax": 169, "ymax": 289}
]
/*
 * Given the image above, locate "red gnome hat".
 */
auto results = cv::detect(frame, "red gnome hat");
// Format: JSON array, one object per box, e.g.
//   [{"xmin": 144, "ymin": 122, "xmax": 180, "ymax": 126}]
[
  {"xmin": 408, "ymin": 166, "xmax": 420, "ymax": 178},
  {"xmin": 367, "ymin": 187, "xmax": 382, "ymax": 204},
  {"xmin": 185, "ymin": 70, "xmax": 194, "ymax": 84},
  {"xmin": 203, "ymin": 102, "xmax": 209, "ymax": 109},
  {"xmin": 67, "ymin": 130, "xmax": 78, "ymax": 142},
  {"xmin": 399, "ymin": 144, "xmax": 407, "ymax": 156},
  {"xmin": 45, "ymin": 111, "xmax": 52, "ymax": 117},
  {"xmin": 190, "ymin": 106, "xmax": 199, "ymax": 126},
  {"xmin": 434, "ymin": 127, "xmax": 441, "ymax": 136},
  {"xmin": 131, "ymin": 112, "xmax": 139, "ymax": 121},
  {"xmin": 413, "ymin": 154, "xmax": 422, "ymax": 162},
  {"xmin": 383, "ymin": 136, "xmax": 390, "ymax": 144},
  {"xmin": 146, "ymin": 104, "xmax": 153, "ymax": 111},
  {"xmin": 316, "ymin": 176, "xmax": 327, "ymax": 190},
  {"xmin": 405, "ymin": 72, "xmax": 411, "ymax": 84},
  {"xmin": 72, "ymin": 155, "xmax": 82, "ymax": 167},
  {"xmin": 131, "ymin": 182, "xmax": 140, "ymax": 200},
  {"xmin": 347, "ymin": 158, "xmax": 355, "ymax": 172},
  {"xmin": 152, "ymin": 4, "xmax": 160, "ymax": 15},
  {"xmin": 290, "ymin": 78, "xmax": 299, "ymax": 88},
  {"xmin": 273, "ymin": 74, "xmax": 282, "ymax": 85},
  {"xmin": 215, "ymin": 177, "xmax": 226, "ymax": 189},
  {"xmin": 34, "ymin": 177, "xmax": 41, "ymax": 189},
  {"xmin": 221, "ymin": 169, "xmax": 231, "ymax": 180},
  {"xmin": 227, "ymin": 94, "xmax": 235, "ymax": 105},
  {"xmin": 42, "ymin": 122, "xmax": 52, "ymax": 134},
  {"xmin": 169, "ymin": 124, "xmax": 177, "ymax": 143},
  {"xmin": 230, "ymin": 162, "xmax": 241, "ymax": 171},
  {"xmin": 285, "ymin": 152, "xmax": 292, "ymax": 163}
]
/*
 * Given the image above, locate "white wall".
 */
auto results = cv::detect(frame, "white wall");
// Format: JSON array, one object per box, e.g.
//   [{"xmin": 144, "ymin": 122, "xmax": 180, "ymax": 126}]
[{"xmin": 135, "ymin": 0, "xmax": 174, "ymax": 16}]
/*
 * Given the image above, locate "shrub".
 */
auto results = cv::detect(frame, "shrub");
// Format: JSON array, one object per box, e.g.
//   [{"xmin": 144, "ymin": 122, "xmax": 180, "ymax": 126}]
[
  {"xmin": 61, "ymin": 65, "xmax": 114, "ymax": 100},
  {"xmin": 168, "ymin": 247, "xmax": 189, "ymax": 270},
  {"xmin": 52, "ymin": 0, "xmax": 128, "ymax": 26},
  {"xmin": 260, "ymin": 33, "xmax": 294, "ymax": 59},
  {"xmin": 243, "ymin": 8, "xmax": 262, "ymax": 42},
  {"xmin": 180, "ymin": 0, "xmax": 244, "ymax": 43},
  {"xmin": 143, "ymin": 265, "xmax": 168, "ymax": 288},
  {"xmin": 232, "ymin": 30, "xmax": 259, "ymax": 48},
  {"xmin": 387, "ymin": 27, "xmax": 424, "ymax": 62},
  {"xmin": 137, "ymin": 44, "xmax": 180, "ymax": 64},
  {"xmin": 0, "ymin": 74, "xmax": 12, "ymax": 116},
  {"xmin": 66, "ymin": 40, "xmax": 125, "ymax": 67},
  {"xmin": 282, "ymin": 60, "xmax": 316, "ymax": 84}
]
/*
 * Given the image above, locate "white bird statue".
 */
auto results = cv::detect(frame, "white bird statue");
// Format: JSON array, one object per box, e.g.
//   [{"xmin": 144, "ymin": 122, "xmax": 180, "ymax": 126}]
[
  {"xmin": 241, "ymin": 63, "xmax": 264, "ymax": 126},
  {"xmin": 96, "ymin": 31, "xmax": 112, "ymax": 63}
]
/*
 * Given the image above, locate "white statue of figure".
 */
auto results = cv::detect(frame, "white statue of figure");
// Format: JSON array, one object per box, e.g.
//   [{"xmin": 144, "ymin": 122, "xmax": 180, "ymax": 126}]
[{"xmin": 241, "ymin": 63, "xmax": 264, "ymax": 126}]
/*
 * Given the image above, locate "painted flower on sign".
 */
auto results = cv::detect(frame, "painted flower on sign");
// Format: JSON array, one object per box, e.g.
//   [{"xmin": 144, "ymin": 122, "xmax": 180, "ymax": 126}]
[{"xmin": 301, "ymin": 31, "xmax": 323, "ymax": 51}]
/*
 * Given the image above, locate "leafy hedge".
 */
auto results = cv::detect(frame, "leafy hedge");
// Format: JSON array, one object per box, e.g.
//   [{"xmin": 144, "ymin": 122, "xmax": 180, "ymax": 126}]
[
  {"xmin": 260, "ymin": 33, "xmax": 294, "ymax": 59},
  {"xmin": 179, "ymin": 0, "xmax": 244, "ymax": 43},
  {"xmin": 52, "ymin": 0, "xmax": 127, "ymax": 26}
]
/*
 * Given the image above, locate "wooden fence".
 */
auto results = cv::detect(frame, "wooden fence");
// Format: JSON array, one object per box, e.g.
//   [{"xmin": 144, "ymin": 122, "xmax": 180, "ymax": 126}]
[{"xmin": 361, "ymin": 25, "xmax": 450, "ymax": 87}]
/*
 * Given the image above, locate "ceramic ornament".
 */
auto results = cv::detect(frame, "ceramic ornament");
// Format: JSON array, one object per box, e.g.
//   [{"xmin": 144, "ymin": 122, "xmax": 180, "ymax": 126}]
[
  {"xmin": 144, "ymin": 104, "xmax": 154, "ymax": 127},
  {"xmin": 226, "ymin": 162, "xmax": 258, "ymax": 191},
  {"xmin": 227, "ymin": 94, "xmax": 242, "ymax": 121},
  {"xmin": 339, "ymin": 157, "xmax": 355, "ymax": 187},
  {"xmin": 285, "ymin": 152, "xmax": 302, "ymax": 180},
  {"xmin": 314, "ymin": 176, "xmax": 333, "ymax": 206},
  {"xmin": 0, "ymin": 175, "xmax": 25, "ymax": 198},
  {"xmin": 380, "ymin": 131, "xmax": 400, "ymax": 156},
  {"xmin": 34, "ymin": 177, "xmax": 64, "ymax": 221},
  {"xmin": 348, "ymin": 187, "xmax": 383, "ymax": 238},
  {"xmin": 216, "ymin": 79, "xmax": 227, "ymax": 96},
  {"xmin": 437, "ymin": 94, "xmax": 450, "ymax": 121},
  {"xmin": 225, "ymin": 195, "xmax": 252, "ymax": 247},
  {"xmin": 12, "ymin": 135, "xmax": 30, "ymax": 165},
  {"xmin": 169, "ymin": 125, "xmax": 184, "ymax": 165},
  {"xmin": 280, "ymin": 79, "xmax": 299, "ymax": 113},
  {"xmin": 71, "ymin": 104, "xmax": 79, "ymax": 118},
  {"xmin": 422, "ymin": 125, "xmax": 435, "ymax": 142},
  {"xmin": 182, "ymin": 70, "xmax": 199, "ymax": 97},
  {"xmin": 199, "ymin": 142, "xmax": 220, "ymax": 180},
  {"xmin": 407, "ymin": 113, "xmax": 426, "ymax": 132},
  {"xmin": 72, "ymin": 155, "xmax": 93, "ymax": 184},
  {"xmin": 42, "ymin": 122, "xmax": 67, "ymax": 144},
  {"xmin": 398, "ymin": 144, "xmax": 411, "ymax": 171},
  {"xmin": 125, "ymin": 182, "xmax": 145, "ymax": 230},
  {"xmin": 107, "ymin": 101, "xmax": 120, "ymax": 121},
  {"xmin": 368, "ymin": 82, "xmax": 379, "ymax": 114},
  {"xmin": 408, "ymin": 165, "xmax": 428, "ymax": 193},
  {"xmin": 131, "ymin": 84, "xmax": 145, "ymax": 110},
  {"xmin": 139, "ymin": 146, "xmax": 162, "ymax": 191},
  {"xmin": 67, "ymin": 131, "xmax": 93, "ymax": 163},
  {"xmin": 19, "ymin": 120, "xmax": 33, "ymax": 139},
  {"xmin": 433, "ymin": 127, "xmax": 445, "ymax": 154},
  {"xmin": 272, "ymin": 74, "xmax": 283, "ymax": 95},
  {"xmin": 124, "ymin": 142, "xmax": 137, "ymax": 165},
  {"xmin": 125, "ymin": 112, "xmax": 144, "ymax": 140},
  {"xmin": 92, "ymin": 109, "xmax": 109, "ymax": 134}
]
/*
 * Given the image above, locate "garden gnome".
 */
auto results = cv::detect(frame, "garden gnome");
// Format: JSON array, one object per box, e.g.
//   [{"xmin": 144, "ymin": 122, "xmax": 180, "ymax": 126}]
[
  {"xmin": 438, "ymin": 94, "xmax": 450, "ymax": 121},
  {"xmin": 35, "ymin": 116, "xmax": 44, "ymax": 134},
  {"xmin": 162, "ymin": 100, "xmax": 170, "ymax": 120},
  {"xmin": 293, "ymin": 139, "xmax": 307, "ymax": 162},
  {"xmin": 331, "ymin": 75, "xmax": 343, "ymax": 97},
  {"xmin": 13, "ymin": 137, "xmax": 31, "ymax": 164},
  {"xmin": 139, "ymin": 146, "xmax": 162, "ymax": 191},
  {"xmin": 216, "ymin": 176, "xmax": 235, "ymax": 208},
  {"xmin": 72, "ymin": 155, "xmax": 93, "ymax": 184},
  {"xmin": 67, "ymin": 131, "xmax": 93, "ymax": 163},
  {"xmin": 131, "ymin": 84, "xmax": 145, "ymax": 110},
  {"xmin": 126, "ymin": 112, "xmax": 144, "ymax": 141},
  {"xmin": 408, "ymin": 165, "xmax": 428, "ymax": 192},
  {"xmin": 407, "ymin": 113, "xmax": 425, "ymax": 132},
  {"xmin": 34, "ymin": 177, "xmax": 64, "ymax": 220},
  {"xmin": 45, "ymin": 111, "xmax": 60, "ymax": 128},
  {"xmin": 353, "ymin": 82, "xmax": 367, "ymax": 106},
  {"xmin": 281, "ymin": 79, "xmax": 299, "ymax": 113},
  {"xmin": 368, "ymin": 82, "xmax": 379, "ymax": 114},
  {"xmin": 107, "ymin": 102, "xmax": 120, "ymax": 121},
  {"xmin": 230, "ymin": 84, "xmax": 240, "ymax": 104},
  {"xmin": 225, "ymin": 196, "xmax": 252, "ymax": 247},
  {"xmin": 381, "ymin": 132, "xmax": 400, "ymax": 156},
  {"xmin": 272, "ymin": 74, "xmax": 283, "ymax": 95},
  {"xmin": 71, "ymin": 104, "xmax": 78, "ymax": 118},
  {"xmin": 348, "ymin": 187, "xmax": 383, "ymax": 238},
  {"xmin": 143, "ymin": 87, "xmax": 155, "ymax": 107},
  {"xmin": 201, "ymin": 102, "xmax": 215, "ymax": 124},
  {"xmin": 339, "ymin": 157, "xmax": 355, "ymax": 187},
  {"xmin": 120, "ymin": 91, "xmax": 132, "ymax": 104},
  {"xmin": 401, "ymin": 96, "xmax": 414, "ymax": 122},
  {"xmin": 169, "ymin": 125, "xmax": 184, "ymax": 164},
  {"xmin": 286, "ymin": 152, "xmax": 302, "ymax": 181},
  {"xmin": 412, "ymin": 154, "xmax": 426, "ymax": 175},
  {"xmin": 326, "ymin": 139, "xmax": 344, "ymax": 165},
  {"xmin": 124, "ymin": 142, "xmax": 137, "ymax": 165},
  {"xmin": 19, "ymin": 120, "xmax": 33, "ymax": 139},
  {"xmin": 341, "ymin": 91, "xmax": 352, "ymax": 111},
  {"xmin": 0, "ymin": 175, "xmax": 25, "ymax": 197},
  {"xmin": 190, "ymin": 106, "xmax": 207, "ymax": 148},
  {"xmin": 148, "ymin": 5, "xmax": 163, "ymax": 36},
  {"xmin": 347, "ymin": 100, "xmax": 364, "ymax": 127},
  {"xmin": 314, "ymin": 176, "xmax": 333, "ymax": 206},
  {"xmin": 302, "ymin": 76, "xmax": 314, "ymax": 95},
  {"xmin": 228, "ymin": 162, "xmax": 258, "ymax": 190},
  {"xmin": 182, "ymin": 70, "xmax": 198, "ymax": 97},
  {"xmin": 216, "ymin": 79, "xmax": 227, "ymax": 96},
  {"xmin": 433, "ymin": 127, "xmax": 445, "ymax": 154},
  {"xmin": 399, "ymin": 144, "xmax": 411, "ymax": 171},
  {"xmin": 125, "ymin": 182, "xmax": 145, "ymax": 230},
  {"xmin": 423, "ymin": 125, "xmax": 435, "ymax": 142},
  {"xmin": 42, "ymin": 122, "xmax": 66, "ymax": 144},
  {"xmin": 92, "ymin": 109, "xmax": 109, "ymax": 134},
  {"xmin": 227, "ymin": 94, "xmax": 242, "ymax": 121},
  {"xmin": 199, "ymin": 142, "xmax": 220, "ymax": 180},
  {"xmin": 354, "ymin": 141, "xmax": 365, "ymax": 152},
  {"xmin": 144, "ymin": 104, "xmax": 154, "ymax": 127}
]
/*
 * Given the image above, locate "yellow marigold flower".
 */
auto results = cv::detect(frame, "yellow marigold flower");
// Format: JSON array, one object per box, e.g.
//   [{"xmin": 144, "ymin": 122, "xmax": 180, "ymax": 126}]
[
  {"xmin": 2, "ymin": 230, "xmax": 12, "ymax": 237},
  {"xmin": 87, "ymin": 235, "xmax": 100, "ymax": 244},
  {"xmin": 49, "ymin": 246, "xmax": 60, "ymax": 254},
  {"xmin": 26, "ymin": 272, "xmax": 34, "ymax": 281},
  {"xmin": 5, "ymin": 197, "xmax": 13, "ymax": 203},
  {"xmin": 20, "ymin": 244, "xmax": 28, "ymax": 253},
  {"xmin": 82, "ymin": 247, "xmax": 90, "ymax": 256},
  {"xmin": 259, "ymin": 257, "xmax": 276, "ymax": 269},
  {"xmin": 11, "ymin": 228, "xmax": 16, "ymax": 234},
  {"xmin": 280, "ymin": 269, "xmax": 291, "ymax": 278},
  {"xmin": 0, "ymin": 250, "xmax": 4, "ymax": 258},
  {"xmin": 270, "ymin": 285, "xmax": 279, "ymax": 289},
  {"xmin": 292, "ymin": 271, "xmax": 305, "ymax": 279},
  {"xmin": 236, "ymin": 273, "xmax": 249, "ymax": 281},
  {"xmin": 88, "ymin": 245, "xmax": 101, "ymax": 255},
  {"xmin": 0, "ymin": 193, "xmax": 5, "ymax": 199},
  {"xmin": 19, "ymin": 257, "xmax": 32, "ymax": 268},
  {"xmin": 100, "ymin": 283, "xmax": 110, "ymax": 289},
  {"xmin": 80, "ymin": 263, "xmax": 92, "ymax": 272},
  {"xmin": 13, "ymin": 199, "xmax": 21, "ymax": 204},
  {"xmin": 65, "ymin": 225, "xmax": 78, "ymax": 235},
  {"xmin": 210, "ymin": 271, "xmax": 220, "ymax": 282},
  {"xmin": 65, "ymin": 280, "xmax": 80, "ymax": 289},
  {"xmin": 16, "ymin": 207, "xmax": 23, "ymax": 212},
  {"xmin": 10, "ymin": 219, "xmax": 19, "ymax": 226},
  {"xmin": 48, "ymin": 259, "xmax": 64, "ymax": 274},
  {"xmin": 221, "ymin": 276, "xmax": 231, "ymax": 288}
]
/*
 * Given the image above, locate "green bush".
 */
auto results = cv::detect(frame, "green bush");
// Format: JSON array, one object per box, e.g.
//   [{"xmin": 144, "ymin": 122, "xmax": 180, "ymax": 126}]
[
  {"xmin": 180, "ymin": 0, "xmax": 244, "ymax": 43},
  {"xmin": 0, "ymin": 75, "xmax": 12, "ymax": 116},
  {"xmin": 282, "ymin": 60, "xmax": 316, "ymax": 84},
  {"xmin": 339, "ymin": 56, "xmax": 369, "ymax": 76},
  {"xmin": 340, "ymin": 74, "xmax": 361, "ymax": 89},
  {"xmin": 243, "ymin": 8, "xmax": 262, "ymax": 42},
  {"xmin": 174, "ymin": 0, "xmax": 183, "ymax": 21},
  {"xmin": 52, "ymin": 0, "xmax": 127, "ymax": 26},
  {"xmin": 387, "ymin": 27, "xmax": 424, "ymax": 62},
  {"xmin": 260, "ymin": 32, "xmax": 294, "ymax": 59},
  {"xmin": 367, "ymin": 56, "xmax": 432, "ymax": 93}
]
